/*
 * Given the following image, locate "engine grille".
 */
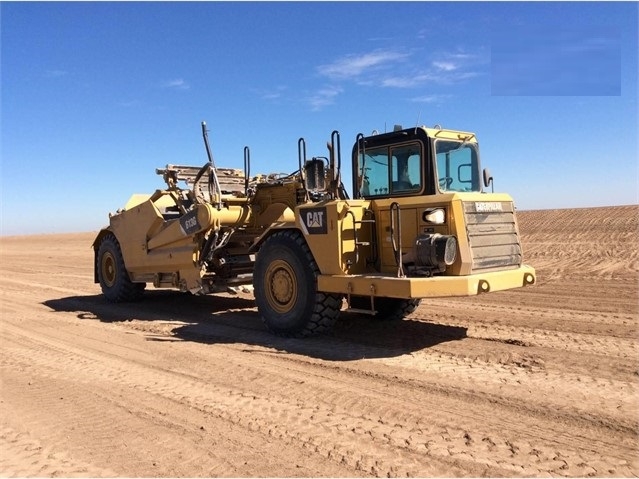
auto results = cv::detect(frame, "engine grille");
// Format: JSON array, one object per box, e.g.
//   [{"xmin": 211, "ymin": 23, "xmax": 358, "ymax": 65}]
[{"xmin": 463, "ymin": 201, "xmax": 522, "ymax": 272}]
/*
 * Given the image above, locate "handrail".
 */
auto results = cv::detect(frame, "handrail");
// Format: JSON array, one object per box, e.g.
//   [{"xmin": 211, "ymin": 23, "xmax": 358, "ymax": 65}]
[
  {"xmin": 297, "ymin": 137, "xmax": 306, "ymax": 180},
  {"xmin": 298, "ymin": 137, "xmax": 309, "ymax": 201},
  {"xmin": 355, "ymin": 133, "xmax": 365, "ymax": 198},
  {"xmin": 243, "ymin": 146, "xmax": 250, "ymax": 196},
  {"xmin": 389, "ymin": 202, "xmax": 405, "ymax": 277},
  {"xmin": 330, "ymin": 130, "xmax": 341, "ymax": 199},
  {"xmin": 341, "ymin": 210, "xmax": 359, "ymax": 266}
]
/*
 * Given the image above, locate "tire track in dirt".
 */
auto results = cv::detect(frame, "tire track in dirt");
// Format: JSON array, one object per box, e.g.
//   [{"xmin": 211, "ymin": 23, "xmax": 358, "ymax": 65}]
[
  {"xmin": 1, "ymin": 322, "xmax": 365, "ymax": 477},
  {"xmin": 1, "ymin": 321, "xmax": 470, "ymax": 477},
  {"xmin": 3, "ymin": 315, "xmax": 637, "ymax": 477},
  {"xmin": 1, "ymin": 368, "xmax": 322, "ymax": 478},
  {"xmin": 2, "ymin": 280, "xmax": 636, "ymax": 478},
  {"xmin": 378, "ymin": 342, "xmax": 637, "ymax": 430},
  {"xmin": 442, "ymin": 317, "xmax": 636, "ymax": 359},
  {"xmin": 184, "ymin": 337, "xmax": 638, "ymax": 477},
  {"xmin": 422, "ymin": 296, "xmax": 637, "ymax": 329},
  {"xmin": 0, "ymin": 424, "xmax": 115, "ymax": 478},
  {"xmin": 0, "ymin": 276, "xmax": 96, "ymax": 297}
]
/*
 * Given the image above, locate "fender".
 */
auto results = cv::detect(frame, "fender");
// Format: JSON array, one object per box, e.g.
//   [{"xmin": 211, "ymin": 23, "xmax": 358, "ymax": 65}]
[
  {"xmin": 248, "ymin": 203, "xmax": 297, "ymax": 253},
  {"xmin": 248, "ymin": 222, "xmax": 298, "ymax": 254}
]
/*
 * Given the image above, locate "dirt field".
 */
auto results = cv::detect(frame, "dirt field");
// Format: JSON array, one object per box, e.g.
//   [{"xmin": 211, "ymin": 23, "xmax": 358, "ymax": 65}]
[{"xmin": 1, "ymin": 205, "xmax": 637, "ymax": 477}]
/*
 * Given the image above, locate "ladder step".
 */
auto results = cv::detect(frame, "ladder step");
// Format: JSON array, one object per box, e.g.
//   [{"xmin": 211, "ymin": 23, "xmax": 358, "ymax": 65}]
[{"xmin": 345, "ymin": 307, "xmax": 377, "ymax": 316}]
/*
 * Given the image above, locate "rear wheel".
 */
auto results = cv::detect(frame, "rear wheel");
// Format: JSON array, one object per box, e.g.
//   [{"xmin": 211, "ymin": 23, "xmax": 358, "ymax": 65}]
[
  {"xmin": 350, "ymin": 296, "xmax": 421, "ymax": 321},
  {"xmin": 97, "ymin": 234, "xmax": 145, "ymax": 302},
  {"xmin": 253, "ymin": 230, "xmax": 341, "ymax": 337}
]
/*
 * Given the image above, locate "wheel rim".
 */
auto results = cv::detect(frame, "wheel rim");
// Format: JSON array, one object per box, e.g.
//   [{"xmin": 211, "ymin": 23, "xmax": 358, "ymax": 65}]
[
  {"xmin": 264, "ymin": 259, "xmax": 297, "ymax": 314},
  {"xmin": 101, "ymin": 251, "xmax": 117, "ymax": 288}
]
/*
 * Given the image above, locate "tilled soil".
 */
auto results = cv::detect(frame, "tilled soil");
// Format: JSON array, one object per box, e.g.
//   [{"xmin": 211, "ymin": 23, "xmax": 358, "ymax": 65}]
[{"xmin": 1, "ymin": 205, "xmax": 637, "ymax": 477}]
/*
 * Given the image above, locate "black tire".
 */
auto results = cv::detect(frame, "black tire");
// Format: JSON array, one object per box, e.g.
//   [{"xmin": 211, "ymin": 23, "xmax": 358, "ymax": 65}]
[
  {"xmin": 350, "ymin": 296, "xmax": 421, "ymax": 321},
  {"xmin": 253, "ymin": 230, "xmax": 341, "ymax": 337},
  {"xmin": 96, "ymin": 234, "xmax": 145, "ymax": 302}
]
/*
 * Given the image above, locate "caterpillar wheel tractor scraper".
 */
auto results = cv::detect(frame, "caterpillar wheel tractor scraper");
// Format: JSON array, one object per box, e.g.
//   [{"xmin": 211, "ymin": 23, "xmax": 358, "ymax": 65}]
[{"xmin": 93, "ymin": 121, "xmax": 535, "ymax": 337}]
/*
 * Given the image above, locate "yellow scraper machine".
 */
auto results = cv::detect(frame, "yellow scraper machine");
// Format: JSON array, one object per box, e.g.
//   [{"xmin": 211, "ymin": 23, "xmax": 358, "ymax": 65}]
[{"xmin": 93, "ymin": 122, "xmax": 535, "ymax": 337}]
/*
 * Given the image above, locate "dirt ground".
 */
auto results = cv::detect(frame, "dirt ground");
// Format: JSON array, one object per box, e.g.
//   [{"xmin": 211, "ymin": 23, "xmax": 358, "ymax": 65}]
[{"xmin": 1, "ymin": 205, "xmax": 637, "ymax": 477}]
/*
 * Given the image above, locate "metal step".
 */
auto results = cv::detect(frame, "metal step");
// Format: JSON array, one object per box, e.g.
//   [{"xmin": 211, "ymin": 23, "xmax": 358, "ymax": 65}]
[{"xmin": 344, "ymin": 307, "xmax": 377, "ymax": 316}]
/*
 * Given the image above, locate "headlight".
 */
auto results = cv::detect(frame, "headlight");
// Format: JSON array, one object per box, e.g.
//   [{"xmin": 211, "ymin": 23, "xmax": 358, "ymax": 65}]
[{"xmin": 423, "ymin": 208, "xmax": 445, "ymax": 224}]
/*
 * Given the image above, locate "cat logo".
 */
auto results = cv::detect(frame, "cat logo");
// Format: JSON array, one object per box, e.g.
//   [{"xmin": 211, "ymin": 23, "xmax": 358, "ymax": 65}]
[
  {"xmin": 307, "ymin": 211, "xmax": 324, "ymax": 227},
  {"xmin": 300, "ymin": 207, "xmax": 327, "ymax": 234}
]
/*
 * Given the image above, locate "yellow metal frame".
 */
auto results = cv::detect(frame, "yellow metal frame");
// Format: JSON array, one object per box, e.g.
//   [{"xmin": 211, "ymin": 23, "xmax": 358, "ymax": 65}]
[{"xmin": 317, "ymin": 264, "xmax": 536, "ymax": 299}]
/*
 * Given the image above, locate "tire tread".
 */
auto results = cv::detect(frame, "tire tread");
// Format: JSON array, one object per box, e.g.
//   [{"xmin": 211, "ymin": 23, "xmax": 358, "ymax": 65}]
[
  {"xmin": 256, "ymin": 230, "xmax": 341, "ymax": 337},
  {"xmin": 97, "ymin": 234, "xmax": 145, "ymax": 303}
]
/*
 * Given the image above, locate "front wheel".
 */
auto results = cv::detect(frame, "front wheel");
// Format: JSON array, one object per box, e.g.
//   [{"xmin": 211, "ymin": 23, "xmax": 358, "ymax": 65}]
[
  {"xmin": 97, "ymin": 234, "xmax": 145, "ymax": 302},
  {"xmin": 253, "ymin": 230, "xmax": 341, "ymax": 337}
]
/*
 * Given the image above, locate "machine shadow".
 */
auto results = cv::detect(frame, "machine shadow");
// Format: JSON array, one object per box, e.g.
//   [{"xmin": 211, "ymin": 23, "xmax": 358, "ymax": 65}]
[{"xmin": 43, "ymin": 291, "xmax": 467, "ymax": 361}]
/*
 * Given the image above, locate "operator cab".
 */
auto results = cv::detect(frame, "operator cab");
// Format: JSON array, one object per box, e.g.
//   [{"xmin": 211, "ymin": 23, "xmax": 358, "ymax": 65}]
[{"xmin": 352, "ymin": 126, "xmax": 483, "ymax": 199}]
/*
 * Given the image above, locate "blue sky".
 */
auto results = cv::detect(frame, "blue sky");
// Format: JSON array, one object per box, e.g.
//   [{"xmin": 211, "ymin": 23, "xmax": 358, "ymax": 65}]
[{"xmin": 1, "ymin": 1, "xmax": 637, "ymax": 235}]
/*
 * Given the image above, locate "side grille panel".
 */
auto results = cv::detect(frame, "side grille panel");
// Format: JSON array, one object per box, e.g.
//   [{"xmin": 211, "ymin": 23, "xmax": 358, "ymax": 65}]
[{"xmin": 463, "ymin": 202, "xmax": 523, "ymax": 272}]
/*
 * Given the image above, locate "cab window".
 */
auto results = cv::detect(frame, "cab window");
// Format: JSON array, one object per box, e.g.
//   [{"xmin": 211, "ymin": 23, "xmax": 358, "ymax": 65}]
[{"xmin": 358, "ymin": 142, "xmax": 422, "ymax": 197}]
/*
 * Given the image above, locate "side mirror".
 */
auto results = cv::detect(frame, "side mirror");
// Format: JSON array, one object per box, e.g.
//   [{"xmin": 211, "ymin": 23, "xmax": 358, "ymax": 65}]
[{"xmin": 483, "ymin": 168, "xmax": 494, "ymax": 192}]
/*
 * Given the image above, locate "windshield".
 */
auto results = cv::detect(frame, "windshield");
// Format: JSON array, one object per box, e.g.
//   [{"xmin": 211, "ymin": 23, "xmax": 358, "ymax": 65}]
[{"xmin": 435, "ymin": 140, "xmax": 481, "ymax": 192}]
